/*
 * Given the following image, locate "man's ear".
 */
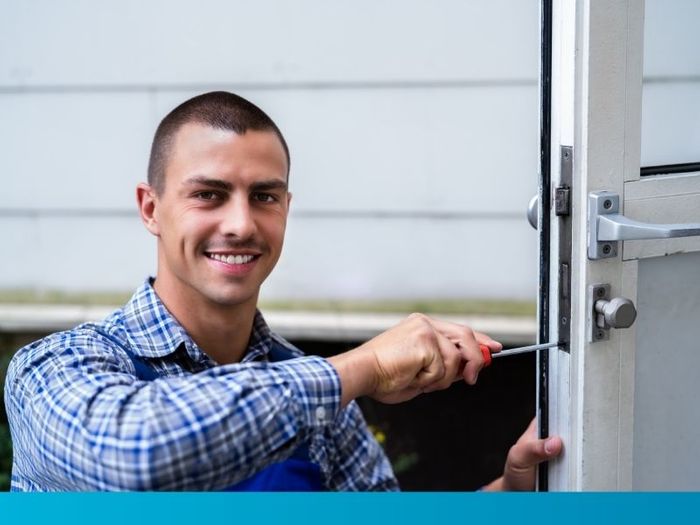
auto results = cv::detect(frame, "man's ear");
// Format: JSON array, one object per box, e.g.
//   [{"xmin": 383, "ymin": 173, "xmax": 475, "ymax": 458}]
[
  {"xmin": 286, "ymin": 191, "xmax": 292, "ymax": 211},
  {"xmin": 136, "ymin": 182, "xmax": 160, "ymax": 236}
]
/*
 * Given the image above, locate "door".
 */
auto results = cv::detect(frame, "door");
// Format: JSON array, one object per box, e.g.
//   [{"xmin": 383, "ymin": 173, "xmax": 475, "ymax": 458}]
[{"xmin": 541, "ymin": 0, "xmax": 700, "ymax": 490}]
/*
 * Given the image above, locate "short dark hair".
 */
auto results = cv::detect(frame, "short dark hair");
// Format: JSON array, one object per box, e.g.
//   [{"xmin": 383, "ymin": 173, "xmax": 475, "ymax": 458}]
[{"xmin": 147, "ymin": 91, "xmax": 290, "ymax": 195}]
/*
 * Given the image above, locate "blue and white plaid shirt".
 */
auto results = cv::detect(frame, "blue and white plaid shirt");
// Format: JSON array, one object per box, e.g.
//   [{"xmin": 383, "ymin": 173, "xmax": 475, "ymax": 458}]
[{"xmin": 5, "ymin": 280, "xmax": 398, "ymax": 491}]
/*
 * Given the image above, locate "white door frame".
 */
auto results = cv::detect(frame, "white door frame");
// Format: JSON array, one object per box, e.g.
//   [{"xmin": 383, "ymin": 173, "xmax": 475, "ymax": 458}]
[{"xmin": 544, "ymin": 0, "xmax": 645, "ymax": 490}]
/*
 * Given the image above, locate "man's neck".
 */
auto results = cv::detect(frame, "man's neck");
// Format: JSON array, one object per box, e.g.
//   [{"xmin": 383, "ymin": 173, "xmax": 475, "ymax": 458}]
[{"xmin": 152, "ymin": 278, "xmax": 257, "ymax": 365}]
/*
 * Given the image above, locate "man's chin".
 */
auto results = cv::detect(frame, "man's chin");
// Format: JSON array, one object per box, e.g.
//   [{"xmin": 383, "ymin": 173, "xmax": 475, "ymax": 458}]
[{"xmin": 201, "ymin": 287, "xmax": 258, "ymax": 309}]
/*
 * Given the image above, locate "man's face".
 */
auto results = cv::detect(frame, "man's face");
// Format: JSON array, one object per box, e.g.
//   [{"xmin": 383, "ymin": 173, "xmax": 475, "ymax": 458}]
[{"xmin": 148, "ymin": 123, "xmax": 290, "ymax": 309}]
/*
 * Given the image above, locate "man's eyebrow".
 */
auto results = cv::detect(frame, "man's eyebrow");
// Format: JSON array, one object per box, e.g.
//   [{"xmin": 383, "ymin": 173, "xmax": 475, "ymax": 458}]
[
  {"xmin": 183, "ymin": 176, "xmax": 233, "ymax": 191},
  {"xmin": 251, "ymin": 179, "xmax": 288, "ymax": 192}
]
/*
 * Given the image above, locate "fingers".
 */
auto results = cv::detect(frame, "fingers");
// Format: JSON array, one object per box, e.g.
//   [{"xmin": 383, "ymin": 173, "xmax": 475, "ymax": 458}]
[
  {"xmin": 368, "ymin": 313, "xmax": 503, "ymax": 402},
  {"xmin": 421, "ymin": 316, "xmax": 505, "ymax": 386},
  {"xmin": 422, "ymin": 330, "xmax": 463, "ymax": 392},
  {"xmin": 500, "ymin": 418, "xmax": 563, "ymax": 491},
  {"xmin": 422, "ymin": 318, "xmax": 484, "ymax": 385},
  {"xmin": 403, "ymin": 314, "xmax": 448, "ymax": 392},
  {"xmin": 474, "ymin": 330, "xmax": 503, "ymax": 353},
  {"xmin": 409, "ymin": 350, "xmax": 446, "ymax": 392},
  {"xmin": 509, "ymin": 433, "xmax": 563, "ymax": 470}
]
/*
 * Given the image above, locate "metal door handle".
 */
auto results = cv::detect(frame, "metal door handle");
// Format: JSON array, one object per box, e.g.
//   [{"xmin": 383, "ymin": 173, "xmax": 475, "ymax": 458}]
[
  {"xmin": 527, "ymin": 194, "xmax": 539, "ymax": 229},
  {"xmin": 599, "ymin": 214, "xmax": 700, "ymax": 241},
  {"xmin": 589, "ymin": 191, "xmax": 700, "ymax": 259}
]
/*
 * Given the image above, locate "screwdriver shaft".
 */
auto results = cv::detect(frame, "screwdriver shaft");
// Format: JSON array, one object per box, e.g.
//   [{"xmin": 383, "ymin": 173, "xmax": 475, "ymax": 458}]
[{"xmin": 491, "ymin": 342, "xmax": 561, "ymax": 359}]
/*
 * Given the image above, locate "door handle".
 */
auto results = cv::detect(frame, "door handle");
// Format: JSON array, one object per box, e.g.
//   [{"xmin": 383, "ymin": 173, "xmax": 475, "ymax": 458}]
[
  {"xmin": 588, "ymin": 191, "xmax": 700, "ymax": 259},
  {"xmin": 599, "ymin": 214, "xmax": 700, "ymax": 241},
  {"xmin": 527, "ymin": 194, "xmax": 539, "ymax": 230}
]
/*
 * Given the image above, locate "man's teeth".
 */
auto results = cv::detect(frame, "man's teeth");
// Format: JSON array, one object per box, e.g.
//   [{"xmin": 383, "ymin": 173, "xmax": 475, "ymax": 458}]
[{"xmin": 209, "ymin": 253, "xmax": 255, "ymax": 264}]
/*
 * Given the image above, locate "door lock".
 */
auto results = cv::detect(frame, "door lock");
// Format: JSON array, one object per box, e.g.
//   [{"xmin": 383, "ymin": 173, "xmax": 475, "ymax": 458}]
[
  {"xmin": 595, "ymin": 296, "xmax": 636, "ymax": 329},
  {"xmin": 589, "ymin": 284, "xmax": 637, "ymax": 342}
]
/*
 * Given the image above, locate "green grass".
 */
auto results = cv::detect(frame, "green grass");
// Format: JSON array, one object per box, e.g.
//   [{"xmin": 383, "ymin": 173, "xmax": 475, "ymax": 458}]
[
  {"xmin": 0, "ymin": 289, "xmax": 536, "ymax": 317},
  {"xmin": 259, "ymin": 298, "xmax": 535, "ymax": 317},
  {"xmin": 0, "ymin": 289, "xmax": 132, "ymax": 306}
]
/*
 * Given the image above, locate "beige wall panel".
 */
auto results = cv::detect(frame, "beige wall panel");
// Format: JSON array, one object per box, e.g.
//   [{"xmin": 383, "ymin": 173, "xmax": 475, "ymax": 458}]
[
  {"xmin": 0, "ymin": 93, "xmax": 153, "ymax": 209},
  {"xmin": 155, "ymin": 86, "xmax": 539, "ymax": 214},
  {"xmin": 0, "ymin": 0, "xmax": 538, "ymax": 87},
  {"xmin": 0, "ymin": 215, "xmax": 538, "ymax": 300}
]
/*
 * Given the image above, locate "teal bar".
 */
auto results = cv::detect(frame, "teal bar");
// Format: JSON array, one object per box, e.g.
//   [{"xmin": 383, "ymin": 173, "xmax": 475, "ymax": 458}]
[{"xmin": 0, "ymin": 493, "xmax": 697, "ymax": 525}]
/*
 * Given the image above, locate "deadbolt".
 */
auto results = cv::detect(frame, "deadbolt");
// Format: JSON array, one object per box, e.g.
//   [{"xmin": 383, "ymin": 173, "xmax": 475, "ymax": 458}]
[
  {"xmin": 595, "ymin": 297, "xmax": 637, "ymax": 329},
  {"xmin": 589, "ymin": 284, "xmax": 638, "ymax": 342}
]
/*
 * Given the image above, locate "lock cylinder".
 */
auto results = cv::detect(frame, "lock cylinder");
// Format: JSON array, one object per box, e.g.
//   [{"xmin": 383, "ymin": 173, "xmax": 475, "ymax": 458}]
[{"xmin": 595, "ymin": 297, "xmax": 637, "ymax": 329}]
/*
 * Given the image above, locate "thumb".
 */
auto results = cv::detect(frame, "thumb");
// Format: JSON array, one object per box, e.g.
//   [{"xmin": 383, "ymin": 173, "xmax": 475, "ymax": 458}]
[{"xmin": 509, "ymin": 435, "xmax": 563, "ymax": 470}]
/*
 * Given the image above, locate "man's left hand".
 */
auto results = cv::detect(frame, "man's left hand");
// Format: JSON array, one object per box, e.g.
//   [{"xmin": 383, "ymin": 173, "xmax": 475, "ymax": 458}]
[{"xmin": 483, "ymin": 418, "xmax": 563, "ymax": 491}]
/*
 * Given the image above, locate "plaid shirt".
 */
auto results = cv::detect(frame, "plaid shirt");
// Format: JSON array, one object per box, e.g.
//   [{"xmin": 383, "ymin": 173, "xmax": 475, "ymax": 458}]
[{"xmin": 5, "ymin": 280, "xmax": 398, "ymax": 491}]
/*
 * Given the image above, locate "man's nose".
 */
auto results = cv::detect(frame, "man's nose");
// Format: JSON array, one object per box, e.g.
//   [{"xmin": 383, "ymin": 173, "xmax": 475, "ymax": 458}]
[{"xmin": 219, "ymin": 197, "xmax": 257, "ymax": 240}]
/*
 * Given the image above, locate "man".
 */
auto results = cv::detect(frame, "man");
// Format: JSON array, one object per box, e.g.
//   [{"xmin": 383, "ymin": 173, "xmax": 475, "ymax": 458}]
[{"xmin": 5, "ymin": 92, "xmax": 561, "ymax": 491}]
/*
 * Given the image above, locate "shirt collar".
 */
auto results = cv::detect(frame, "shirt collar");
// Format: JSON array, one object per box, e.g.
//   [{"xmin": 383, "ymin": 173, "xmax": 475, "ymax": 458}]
[
  {"xmin": 120, "ymin": 278, "xmax": 274, "ymax": 363},
  {"xmin": 242, "ymin": 309, "xmax": 275, "ymax": 363}
]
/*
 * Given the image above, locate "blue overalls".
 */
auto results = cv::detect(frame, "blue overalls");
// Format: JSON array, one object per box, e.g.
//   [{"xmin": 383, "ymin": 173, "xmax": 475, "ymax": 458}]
[{"xmin": 94, "ymin": 328, "xmax": 325, "ymax": 491}]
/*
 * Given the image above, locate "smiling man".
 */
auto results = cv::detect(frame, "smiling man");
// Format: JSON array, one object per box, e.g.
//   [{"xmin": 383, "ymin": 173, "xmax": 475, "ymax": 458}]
[
  {"xmin": 5, "ymin": 92, "xmax": 561, "ymax": 491},
  {"xmin": 139, "ymin": 119, "xmax": 292, "ymax": 366}
]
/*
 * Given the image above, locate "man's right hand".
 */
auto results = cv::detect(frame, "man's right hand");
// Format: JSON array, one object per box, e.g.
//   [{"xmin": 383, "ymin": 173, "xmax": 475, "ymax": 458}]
[{"xmin": 328, "ymin": 313, "xmax": 502, "ymax": 406}]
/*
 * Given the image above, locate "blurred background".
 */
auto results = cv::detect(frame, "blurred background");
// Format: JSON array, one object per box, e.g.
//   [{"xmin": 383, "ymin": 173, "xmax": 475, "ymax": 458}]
[{"xmin": 0, "ymin": 0, "xmax": 698, "ymax": 491}]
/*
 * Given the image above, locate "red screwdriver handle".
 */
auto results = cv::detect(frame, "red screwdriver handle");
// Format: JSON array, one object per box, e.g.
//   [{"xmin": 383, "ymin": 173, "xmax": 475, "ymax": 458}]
[{"xmin": 480, "ymin": 344, "xmax": 492, "ymax": 367}]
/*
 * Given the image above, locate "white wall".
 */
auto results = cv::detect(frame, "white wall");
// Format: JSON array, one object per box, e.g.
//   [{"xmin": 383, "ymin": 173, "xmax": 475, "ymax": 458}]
[
  {"xmin": 642, "ymin": 0, "xmax": 700, "ymax": 166},
  {"xmin": 0, "ymin": 0, "xmax": 696, "ymax": 301}
]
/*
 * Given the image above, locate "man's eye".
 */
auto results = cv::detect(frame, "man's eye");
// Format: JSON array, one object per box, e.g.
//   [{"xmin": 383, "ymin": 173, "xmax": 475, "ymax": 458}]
[
  {"xmin": 195, "ymin": 191, "xmax": 219, "ymax": 201},
  {"xmin": 253, "ymin": 193, "xmax": 276, "ymax": 203}
]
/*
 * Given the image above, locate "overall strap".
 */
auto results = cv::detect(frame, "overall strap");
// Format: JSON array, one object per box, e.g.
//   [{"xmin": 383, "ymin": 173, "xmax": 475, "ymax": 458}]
[
  {"xmin": 267, "ymin": 341, "xmax": 299, "ymax": 363},
  {"xmin": 90, "ymin": 327, "xmax": 159, "ymax": 381},
  {"xmin": 227, "ymin": 338, "xmax": 326, "ymax": 491}
]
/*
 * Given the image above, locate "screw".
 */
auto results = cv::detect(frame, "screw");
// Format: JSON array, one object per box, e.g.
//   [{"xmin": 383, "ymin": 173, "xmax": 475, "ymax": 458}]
[
  {"xmin": 563, "ymin": 151, "xmax": 570, "ymax": 159},
  {"xmin": 561, "ymin": 316, "xmax": 568, "ymax": 325},
  {"xmin": 596, "ymin": 288, "xmax": 605, "ymax": 298},
  {"xmin": 602, "ymin": 244, "xmax": 612, "ymax": 255},
  {"xmin": 603, "ymin": 199, "xmax": 613, "ymax": 209},
  {"xmin": 597, "ymin": 330, "xmax": 605, "ymax": 339}
]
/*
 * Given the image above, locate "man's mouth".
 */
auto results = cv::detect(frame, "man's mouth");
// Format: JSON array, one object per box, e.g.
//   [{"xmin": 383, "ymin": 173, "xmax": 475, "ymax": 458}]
[{"xmin": 205, "ymin": 253, "xmax": 258, "ymax": 265}]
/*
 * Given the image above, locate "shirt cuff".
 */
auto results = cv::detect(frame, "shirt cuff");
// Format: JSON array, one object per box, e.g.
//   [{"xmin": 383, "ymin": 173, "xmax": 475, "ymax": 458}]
[{"xmin": 272, "ymin": 355, "xmax": 342, "ymax": 429}]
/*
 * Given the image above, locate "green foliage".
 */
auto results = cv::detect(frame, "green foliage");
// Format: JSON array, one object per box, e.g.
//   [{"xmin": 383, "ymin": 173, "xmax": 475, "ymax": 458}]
[
  {"xmin": 0, "ymin": 423, "xmax": 11, "ymax": 491},
  {"xmin": 259, "ymin": 298, "xmax": 536, "ymax": 317},
  {"xmin": 0, "ymin": 289, "xmax": 131, "ymax": 306},
  {"xmin": 0, "ymin": 289, "xmax": 536, "ymax": 317},
  {"xmin": 391, "ymin": 452, "xmax": 420, "ymax": 475},
  {"xmin": 0, "ymin": 349, "xmax": 13, "ymax": 490}
]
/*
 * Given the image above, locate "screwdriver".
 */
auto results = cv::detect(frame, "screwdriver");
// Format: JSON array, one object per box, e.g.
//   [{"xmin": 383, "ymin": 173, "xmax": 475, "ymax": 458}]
[{"xmin": 479, "ymin": 342, "xmax": 561, "ymax": 367}]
